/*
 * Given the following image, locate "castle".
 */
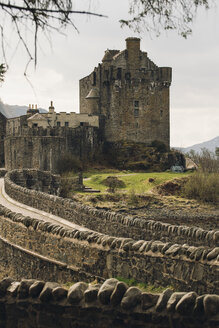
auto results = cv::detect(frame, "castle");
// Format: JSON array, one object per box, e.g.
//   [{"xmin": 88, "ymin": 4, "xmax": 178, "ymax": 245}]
[{"xmin": 0, "ymin": 38, "xmax": 172, "ymax": 172}]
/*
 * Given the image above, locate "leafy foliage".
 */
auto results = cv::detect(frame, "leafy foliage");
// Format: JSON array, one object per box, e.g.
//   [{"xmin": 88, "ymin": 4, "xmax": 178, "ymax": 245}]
[
  {"xmin": 150, "ymin": 140, "xmax": 167, "ymax": 153},
  {"xmin": 102, "ymin": 176, "xmax": 126, "ymax": 193},
  {"xmin": 56, "ymin": 153, "xmax": 82, "ymax": 174}
]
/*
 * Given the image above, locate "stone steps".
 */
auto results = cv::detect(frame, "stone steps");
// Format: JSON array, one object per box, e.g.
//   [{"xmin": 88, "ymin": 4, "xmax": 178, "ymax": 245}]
[{"xmin": 83, "ymin": 186, "xmax": 100, "ymax": 193}]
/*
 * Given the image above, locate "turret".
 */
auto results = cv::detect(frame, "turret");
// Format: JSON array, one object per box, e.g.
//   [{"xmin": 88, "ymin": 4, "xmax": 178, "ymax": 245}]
[
  {"xmin": 85, "ymin": 88, "xmax": 99, "ymax": 114},
  {"xmin": 49, "ymin": 101, "xmax": 55, "ymax": 114}
]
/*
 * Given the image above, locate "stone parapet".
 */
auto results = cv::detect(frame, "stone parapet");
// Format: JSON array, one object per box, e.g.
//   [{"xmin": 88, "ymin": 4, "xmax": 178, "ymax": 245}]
[
  {"xmin": 0, "ymin": 203, "xmax": 218, "ymax": 294},
  {"xmin": 4, "ymin": 170, "xmax": 219, "ymax": 248},
  {"xmin": 0, "ymin": 277, "xmax": 218, "ymax": 328}
]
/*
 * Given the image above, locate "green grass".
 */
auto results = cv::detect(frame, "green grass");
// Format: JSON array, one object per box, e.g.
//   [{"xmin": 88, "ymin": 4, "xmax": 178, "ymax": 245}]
[
  {"xmin": 62, "ymin": 277, "xmax": 175, "ymax": 294},
  {"xmin": 83, "ymin": 171, "xmax": 193, "ymax": 194},
  {"xmin": 116, "ymin": 277, "xmax": 175, "ymax": 293}
]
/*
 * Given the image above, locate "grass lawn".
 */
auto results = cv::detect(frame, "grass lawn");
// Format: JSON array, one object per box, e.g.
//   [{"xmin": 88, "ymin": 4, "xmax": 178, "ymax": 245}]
[{"xmin": 83, "ymin": 171, "xmax": 193, "ymax": 194}]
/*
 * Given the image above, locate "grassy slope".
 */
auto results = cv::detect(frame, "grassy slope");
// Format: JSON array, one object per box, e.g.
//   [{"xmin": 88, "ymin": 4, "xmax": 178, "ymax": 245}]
[{"xmin": 83, "ymin": 171, "xmax": 193, "ymax": 193}]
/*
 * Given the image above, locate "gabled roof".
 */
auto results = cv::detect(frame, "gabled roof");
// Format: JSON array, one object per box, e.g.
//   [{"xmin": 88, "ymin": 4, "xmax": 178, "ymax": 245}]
[
  {"xmin": 86, "ymin": 88, "xmax": 99, "ymax": 99},
  {"xmin": 102, "ymin": 49, "xmax": 120, "ymax": 62},
  {"xmin": 27, "ymin": 113, "xmax": 48, "ymax": 121},
  {"xmin": 0, "ymin": 110, "xmax": 6, "ymax": 119}
]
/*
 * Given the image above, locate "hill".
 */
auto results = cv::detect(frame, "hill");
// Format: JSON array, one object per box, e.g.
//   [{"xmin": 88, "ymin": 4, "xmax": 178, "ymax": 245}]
[
  {"xmin": 176, "ymin": 136, "xmax": 219, "ymax": 154},
  {"xmin": 0, "ymin": 100, "xmax": 47, "ymax": 118}
]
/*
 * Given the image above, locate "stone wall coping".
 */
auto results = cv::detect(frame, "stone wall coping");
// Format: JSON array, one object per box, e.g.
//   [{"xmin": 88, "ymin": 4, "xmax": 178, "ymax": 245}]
[
  {"xmin": 4, "ymin": 169, "xmax": 219, "ymax": 249},
  {"xmin": 0, "ymin": 203, "xmax": 219, "ymax": 265},
  {"xmin": 0, "ymin": 277, "xmax": 218, "ymax": 321}
]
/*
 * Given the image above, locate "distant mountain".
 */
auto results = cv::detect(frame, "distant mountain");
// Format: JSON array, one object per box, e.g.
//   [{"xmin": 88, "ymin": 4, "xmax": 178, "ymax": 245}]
[
  {"xmin": 176, "ymin": 136, "xmax": 219, "ymax": 154},
  {"xmin": 0, "ymin": 100, "xmax": 47, "ymax": 118}
]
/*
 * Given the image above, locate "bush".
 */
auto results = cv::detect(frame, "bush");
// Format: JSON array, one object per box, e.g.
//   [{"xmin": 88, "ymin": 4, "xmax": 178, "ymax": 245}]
[
  {"xmin": 56, "ymin": 153, "xmax": 82, "ymax": 174},
  {"xmin": 150, "ymin": 140, "xmax": 167, "ymax": 153},
  {"xmin": 102, "ymin": 176, "xmax": 126, "ymax": 193},
  {"xmin": 182, "ymin": 172, "xmax": 219, "ymax": 204},
  {"xmin": 186, "ymin": 148, "xmax": 219, "ymax": 173},
  {"xmin": 128, "ymin": 189, "xmax": 139, "ymax": 206}
]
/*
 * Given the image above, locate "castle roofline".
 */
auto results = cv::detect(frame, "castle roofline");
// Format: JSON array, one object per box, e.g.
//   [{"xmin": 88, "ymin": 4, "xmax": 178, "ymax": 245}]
[
  {"xmin": 86, "ymin": 88, "xmax": 99, "ymax": 99},
  {"xmin": 27, "ymin": 113, "xmax": 47, "ymax": 121}
]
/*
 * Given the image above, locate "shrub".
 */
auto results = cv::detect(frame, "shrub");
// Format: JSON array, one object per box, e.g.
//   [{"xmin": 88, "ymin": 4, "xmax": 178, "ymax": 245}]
[
  {"xmin": 150, "ymin": 140, "xmax": 167, "ymax": 153},
  {"xmin": 128, "ymin": 189, "xmax": 139, "ymax": 206},
  {"xmin": 182, "ymin": 172, "xmax": 219, "ymax": 204},
  {"xmin": 186, "ymin": 148, "xmax": 219, "ymax": 173},
  {"xmin": 59, "ymin": 178, "xmax": 73, "ymax": 198},
  {"xmin": 102, "ymin": 176, "xmax": 126, "ymax": 193},
  {"xmin": 56, "ymin": 153, "xmax": 82, "ymax": 174}
]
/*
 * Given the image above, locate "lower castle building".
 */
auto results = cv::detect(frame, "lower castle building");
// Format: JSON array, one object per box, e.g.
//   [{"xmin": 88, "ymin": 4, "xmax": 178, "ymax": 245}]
[{"xmin": 2, "ymin": 38, "xmax": 172, "ymax": 172}]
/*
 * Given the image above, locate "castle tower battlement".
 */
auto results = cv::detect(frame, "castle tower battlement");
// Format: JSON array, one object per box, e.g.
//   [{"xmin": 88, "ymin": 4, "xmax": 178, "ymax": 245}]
[{"xmin": 79, "ymin": 38, "xmax": 172, "ymax": 148}]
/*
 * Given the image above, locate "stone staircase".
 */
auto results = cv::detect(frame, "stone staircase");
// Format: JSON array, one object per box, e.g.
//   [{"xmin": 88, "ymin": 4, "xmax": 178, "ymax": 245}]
[{"xmin": 83, "ymin": 186, "xmax": 100, "ymax": 193}]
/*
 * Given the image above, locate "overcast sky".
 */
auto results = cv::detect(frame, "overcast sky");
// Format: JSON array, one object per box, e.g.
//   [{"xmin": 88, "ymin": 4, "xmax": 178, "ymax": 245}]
[{"xmin": 0, "ymin": 0, "xmax": 219, "ymax": 147}]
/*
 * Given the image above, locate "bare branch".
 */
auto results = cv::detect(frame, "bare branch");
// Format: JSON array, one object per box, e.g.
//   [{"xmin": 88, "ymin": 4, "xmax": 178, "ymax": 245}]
[{"xmin": 0, "ymin": 2, "xmax": 107, "ymax": 18}]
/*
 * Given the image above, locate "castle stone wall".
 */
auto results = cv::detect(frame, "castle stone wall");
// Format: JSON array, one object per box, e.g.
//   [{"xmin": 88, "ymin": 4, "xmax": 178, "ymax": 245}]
[
  {"xmin": 80, "ymin": 38, "xmax": 171, "ymax": 148},
  {"xmin": 4, "ymin": 126, "xmax": 103, "ymax": 172}
]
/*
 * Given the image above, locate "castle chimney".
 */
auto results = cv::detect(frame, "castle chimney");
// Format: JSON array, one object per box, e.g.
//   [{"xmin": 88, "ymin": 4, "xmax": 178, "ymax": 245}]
[
  {"xmin": 49, "ymin": 100, "xmax": 55, "ymax": 113},
  {"xmin": 35, "ymin": 104, "xmax": 37, "ymax": 109},
  {"xmin": 126, "ymin": 37, "xmax": 141, "ymax": 70}
]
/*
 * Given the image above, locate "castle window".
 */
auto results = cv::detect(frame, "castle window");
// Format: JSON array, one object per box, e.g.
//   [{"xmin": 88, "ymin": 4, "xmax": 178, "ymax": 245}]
[
  {"xmin": 160, "ymin": 110, "xmax": 163, "ymax": 117},
  {"xmin": 104, "ymin": 70, "xmax": 109, "ymax": 81},
  {"xmin": 125, "ymin": 72, "xmax": 131, "ymax": 80},
  {"xmin": 92, "ymin": 72, "xmax": 96, "ymax": 86},
  {"xmin": 65, "ymin": 122, "xmax": 69, "ymax": 127},
  {"xmin": 134, "ymin": 101, "xmax": 139, "ymax": 117},
  {"xmin": 57, "ymin": 121, "xmax": 60, "ymax": 127},
  {"xmin": 33, "ymin": 123, "xmax": 38, "ymax": 128},
  {"xmin": 117, "ymin": 68, "xmax": 122, "ymax": 80}
]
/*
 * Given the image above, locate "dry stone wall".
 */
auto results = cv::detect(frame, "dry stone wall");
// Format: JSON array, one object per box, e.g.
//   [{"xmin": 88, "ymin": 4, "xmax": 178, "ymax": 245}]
[
  {"xmin": 0, "ymin": 203, "xmax": 218, "ymax": 294},
  {"xmin": 5, "ymin": 170, "xmax": 219, "ymax": 248},
  {"xmin": 0, "ymin": 277, "xmax": 218, "ymax": 328}
]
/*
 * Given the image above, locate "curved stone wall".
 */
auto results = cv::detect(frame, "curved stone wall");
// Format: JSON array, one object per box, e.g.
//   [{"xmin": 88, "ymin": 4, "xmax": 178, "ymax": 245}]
[
  {"xmin": 4, "ymin": 170, "xmax": 219, "ymax": 248},
  {"xmin": 0, "ymin": 204, "xmax": 218, "ymax": 294},
  {"xmin": 0, "ymin": 277, "xmax": 218, "ymax": 328}
]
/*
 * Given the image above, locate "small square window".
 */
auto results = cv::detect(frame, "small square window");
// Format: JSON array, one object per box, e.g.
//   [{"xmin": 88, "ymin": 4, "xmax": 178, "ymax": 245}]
[
  {"xmin": 65, "ymin": 122, "xmax": 69, "ymax": 127},
  {"xmin": 134, "ymin": 100, "xmax": 139, "ymax": 117},
  {"xmin": 134, "ymin": 101, "xmax": 139, "ymax": 108},
  {"xmin": 134, "ymin": 108, "xmax": 139, "ymax": 117}
]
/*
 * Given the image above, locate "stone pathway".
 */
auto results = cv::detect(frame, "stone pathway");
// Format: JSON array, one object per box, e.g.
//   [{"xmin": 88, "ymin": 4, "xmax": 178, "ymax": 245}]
[{"xmin": 0, "ymin": 178, "xmax": 91, "ymax": 231}]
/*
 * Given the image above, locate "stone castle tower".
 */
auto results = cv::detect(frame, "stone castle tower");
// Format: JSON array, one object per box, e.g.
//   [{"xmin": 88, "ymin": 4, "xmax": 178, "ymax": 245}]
[{"xmin": 80, "ymin": 37, "xmax": 172, "ymax": 148}]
